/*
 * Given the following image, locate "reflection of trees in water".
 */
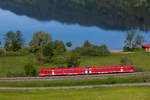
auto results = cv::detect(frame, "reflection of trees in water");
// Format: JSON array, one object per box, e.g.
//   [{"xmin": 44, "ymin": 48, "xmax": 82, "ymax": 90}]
[{"xmin": 0, "ymin": 0, "xmax": 150, "ymax": 31}]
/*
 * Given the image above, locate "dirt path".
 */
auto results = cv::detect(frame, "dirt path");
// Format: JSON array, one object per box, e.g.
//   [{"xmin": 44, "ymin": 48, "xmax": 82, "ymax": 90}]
[{"xmin": 0, "ymin": 83, "xmax": 150, "ymax": 90}]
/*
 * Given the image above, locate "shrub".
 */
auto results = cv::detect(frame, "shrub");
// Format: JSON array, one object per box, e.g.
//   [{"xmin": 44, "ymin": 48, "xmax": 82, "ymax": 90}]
[
  {"xmin": 65, "ymin": 52, "xmax": 80, "ymax": 68},
  {"xmin": 120, "ymin": 57, "xmax": 133, "ymax": 65},
  {"xmin": 134, "ymin": 66, "xmax": 144, "ymax": 72},
  {"xmin": 0, "ymin": 48, "xmax": 6, "ymax": 56},
  {"xmin": 5, "ymin": 51, "xmax": 23, "ymax": 56},
  {"xmin": 73, "ymin": 44, "xmax": 110, "ymax": 56},
  {"xmin": 24, "ymin": 63, "xmax": 37, "ymax": 77},
  {"xmin": 19, "ymin": 47, "xmax": 31, "ymax": 55}
]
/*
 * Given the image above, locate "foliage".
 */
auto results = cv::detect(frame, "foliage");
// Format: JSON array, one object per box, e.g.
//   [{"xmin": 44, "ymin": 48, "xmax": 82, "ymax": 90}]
[
  {"xmin": 66, "ymin": 41, "xmax": 72, "ymax": 47},
  {"xmin": 51, "ymin": 55, "xmax": 66, "ymax": 65},
  {"xmin": 0, "ymin": 48, "xmax": 6, "ymax": 56},
  {"xmin": 124, "ymin": 30, "xmax": 145, "ymax": 52},
  {"xmin": 65, "ymin": 52, "xmax": 80, "ymax": 68},
  {"xmin": 4, "ymin": 30, "xmax": 24, "ymax": 51},
  {"xmin": 24, "ymin": 63, "xmax": 37, "ymax": 77},
  {"xmin": 74, "ymin": 41, "xmax": 110, "ymax": 56},
  {"xmin": 29, "ymin": 31, "xmax": 52, "ymax": 52},
  {"xmin": 52, "ymin": 40, "xmax": 66, "ymax": 55},
  {"xmin": 120, "ymin": 57, "xmax": 133, "ymax": 65},
  {"xmin": 42, "ymin": 42, "xmax": 54, "ymax": 59},
  {"xmin": 134, "ymin": 66, "xmax": 144, "ymax": 72}
]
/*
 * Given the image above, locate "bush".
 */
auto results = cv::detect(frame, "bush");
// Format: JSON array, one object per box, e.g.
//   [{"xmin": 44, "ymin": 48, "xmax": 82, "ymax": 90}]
[
  {"xmin": 5, "ymin": 51, "xmax": 23, "ymax": 56},
  {"xmin": 24, "ymin": 63, "xmax": 37, "ymax": 77},
  {"xmin": 65, "ymin": 52, "xmax": 80, "ymax": 68},
  {"xmin": 51, "ymin": 55, "xmax": 66, "ymax": 65},
  {"xmin": 0, "ymin": 48, "xmax": 6, "ymax": 56},
  {"xmin": 73, "ymin": 44, "xmax": 110, "ymax": 56},
  {"xmin": 120, "ymin": 57, "xmax": 133, "ymax": 65},
  {"xmin": 19, "ymin": 47, "xmax": 31, "ymax": 55},
  {"xmin": 134, "ymin": 66, "xmax": 144, "ymax": 72}
]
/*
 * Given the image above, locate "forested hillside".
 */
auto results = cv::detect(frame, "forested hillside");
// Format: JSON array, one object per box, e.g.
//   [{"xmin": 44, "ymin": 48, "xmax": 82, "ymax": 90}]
[{"xmin": 0, "ymin": 0, "xmax": 150, "ymax": 30}]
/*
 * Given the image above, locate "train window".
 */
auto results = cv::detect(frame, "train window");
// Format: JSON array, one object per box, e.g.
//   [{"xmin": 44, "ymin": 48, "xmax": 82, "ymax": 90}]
[
  {"xmin": 109, "ymin": 68, "xmax": 111, "ymax": 70},
  {"xmin": 62, "ymin": 70, "xmax": 64, "ymax": 72},
  {"xmin": 127, "ymin": 67, "xmax": 129, "ymax": 69},
  {"xmin": 112, "ymin": 68, "xmax": 114, "ymax": 70},
  {"xmin": 131, "ymin": 67, "xmax": 133, "ymax": 69},
  {"xmin": 65, "ymin": 70, "xmax": 67, "ymax": 72},
  {"xmin": 124, "ymin": 68, "xmax": 126, "ymax": 70},
  {"xmin": 103, "ymin": 69, "xmax": 105, "ymax": 71},
  {"xmin": 96, "ymin": 69, "xmax": 99, "ymax": 71},
  {"xmin": 72, "ymin": 70, "xmax": 74, "ymax": 72},
  {"xmin": 48, "ymin": 71, "xmax": 51, "ymax": 72},
  {"xmin": 58, "ymin": 70, "xmax": 61, "ymax": 72},
  {"xmin": 45, "ymin": 71, "xmax": 47, "ymax": 73},
  {"xmin": 81, "ymin": 69, "xmax": 84, "ymax": 72},
  {"xmin": 69, "ymin": 70, "xmax": 71, "ymax": 72},
  {"xmin": 106, "ymin": 68, "xmax": 108, "ymax": 70},
  {"xmin": 76, "ymin": 70, "xmax": 78, "ymax": 72},
  {"xmin": 115, "ymin": 68, "xmax": 117, "ymax": 70},
  {"xmin": 41, "ymin": 71, "xmax": 43, "ymax": 73},
  {"xmin": 100, "ymin": 69, "xmax": 102, "ymax": 71}
]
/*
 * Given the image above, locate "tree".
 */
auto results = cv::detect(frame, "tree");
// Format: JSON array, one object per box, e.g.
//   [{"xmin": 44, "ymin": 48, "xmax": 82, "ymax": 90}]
[
  {"xmin": 29, "ymin": 31, "xmax": 52, "ymax": 52},
  {"xmin": 124, "ymin": 30, "xmax": 145, "ymax": 51},
  {"xmin": 65, "ymin": 52, "xmax": 80, "ymax": 68},
  {"xmin": 83, "ymin": 40, "xmax": 92, "ymax": 47},
  {"xmin": 4, "ymin": 31, "xmax": 24, "ymax": 51},
  {"xmin": 134, "ymin": 34, "xmax": 145, "ymax": 48},
  {"xmin": 52, "ymin": 40, "xmax": 66, "ymax": 55},
  {"xmin": 124, "ymin": 30, "xmax": 136, "ymax": 49},
  {"xmin": 66, "ymin": 41, "xmax": 72, "ymax": 47},
  {"xmin": 42, "ymin": 42, "xmax": 54, "ymax": 59},
  {"xmin": 0, "ymin": 41, "xmax": 1, "ymax": 48},
  {"xmin": 24, "ymin": 63, "xmax": 37, "ymax": 77}
]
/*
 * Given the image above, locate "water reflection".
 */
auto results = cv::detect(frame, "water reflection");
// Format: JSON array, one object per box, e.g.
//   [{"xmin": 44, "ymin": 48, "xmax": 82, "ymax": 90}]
[
  {"xmin": 0, "ymin": 0, "xmax": 150, "ymax": 31},
  {"xmin": 0, "ymin": 0, "xmax": 150, "ymax": 50}
]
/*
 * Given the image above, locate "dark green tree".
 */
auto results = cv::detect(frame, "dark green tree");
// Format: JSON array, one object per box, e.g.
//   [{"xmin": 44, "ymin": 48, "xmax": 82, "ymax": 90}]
[
  {"xmin": 29, "ymin": 31, "xmax": 52, "ymax": 52},
  {"xmin": 52, "ymin": 40, "xmax": 66, "ymax": 55},
  {"xmin": 66, "ymin": 41, "xmax": 72, "ymax": 47},
  {"xmin": 24, "ymin": 63, "xmax": 37, "ymax": 77},
  {"xmin": 4, "ymin": 31, "xmax": 24, "ymax": 51},
  {"xmin": 65, "ymin": 52, "xmax": 80, "ymax": 68},
  {"xmin": 83, "ymin": 40, "xmax": 92, "ymax": 47},
  {"xmin": 42, "ymin": 42, "xmax": 54, "ymax": 59}
]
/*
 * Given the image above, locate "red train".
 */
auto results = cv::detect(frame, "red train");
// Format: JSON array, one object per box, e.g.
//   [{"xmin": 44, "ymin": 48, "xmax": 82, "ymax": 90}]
[{"xmin": 39, "ymin": 65, "xmax": 134, "ymax": 76}]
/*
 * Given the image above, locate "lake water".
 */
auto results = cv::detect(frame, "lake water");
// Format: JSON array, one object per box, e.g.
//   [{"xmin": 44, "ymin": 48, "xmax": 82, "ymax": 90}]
[{"xmin": 0, "ymin": 0, "xmax": 150, "ymax": 50}]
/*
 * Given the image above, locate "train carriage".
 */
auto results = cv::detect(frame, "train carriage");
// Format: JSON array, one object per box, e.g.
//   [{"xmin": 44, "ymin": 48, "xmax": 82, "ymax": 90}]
[{"xmin": 39, "ymin": 65, "xmax": 134, "ymax": 76}]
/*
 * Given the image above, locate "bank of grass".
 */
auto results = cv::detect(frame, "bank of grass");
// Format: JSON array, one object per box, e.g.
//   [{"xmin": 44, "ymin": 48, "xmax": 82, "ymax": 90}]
[
  {"xmin": 0, "ymin": 86, "xmax": 150, "ymax": 100},
  {"xmin": 0, "ymin": 52, "xmax": 150, "ymax": 77},
  {"xmin": 0, "ymin": 76, "xmax": 149, "ymax": 87}
]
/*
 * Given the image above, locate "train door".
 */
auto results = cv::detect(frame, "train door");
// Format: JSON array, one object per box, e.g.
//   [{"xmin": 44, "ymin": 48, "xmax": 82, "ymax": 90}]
[
  {"xmin": 52, "ymin": 70, "xmax": 55, "ymax": 75},
  {"xmin": 121, "ymin": 67, "xmax": 123, "ymax": 72},
  {"xmin": 89, "ymin": 68, "xmax": 92, "ymax": 74},
  {"xmin": 85, "ymin": 69, "xmax": 88, "ymax": 74}
]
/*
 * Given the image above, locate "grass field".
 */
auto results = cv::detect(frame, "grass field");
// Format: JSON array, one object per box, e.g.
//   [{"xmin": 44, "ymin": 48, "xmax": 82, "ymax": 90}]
[
  {"xmin": 0, "ymin": 76, "xmax": 149, "ymax": 87},
  {"xmin": 0, "ymin": 86, "xmax": 150, "ymax": 100},
  {"xmin": 0, "ymin": 52, "xmax": 150, "ymax": 77}
]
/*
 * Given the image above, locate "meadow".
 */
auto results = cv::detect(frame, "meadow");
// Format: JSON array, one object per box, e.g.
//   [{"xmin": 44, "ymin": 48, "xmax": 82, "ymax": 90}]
[
  {"xmin": 0, "ymin": 86, "xmax": 150, "ymax": 100},
  {"xmin": 0, "ymin": 76, "xmax": 149, "ymax": 87},
  {"xmin": 0, "ymin": 52, "xmax": 150, "ymax": 77}
]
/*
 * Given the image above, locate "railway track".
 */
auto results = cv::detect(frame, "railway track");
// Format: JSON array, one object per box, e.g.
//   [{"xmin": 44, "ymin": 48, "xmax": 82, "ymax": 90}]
[{"xmin": 0, "ymin": 72, "xmax": 150, "ymax": 82}]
